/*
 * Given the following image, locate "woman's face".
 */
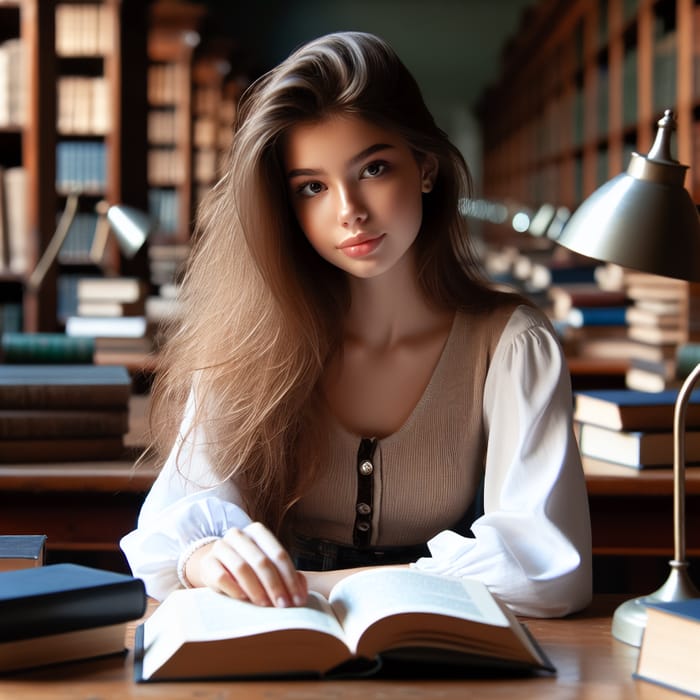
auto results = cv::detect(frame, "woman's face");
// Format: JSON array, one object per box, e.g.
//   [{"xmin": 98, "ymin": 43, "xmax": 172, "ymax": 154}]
[{"xmin": 283, "ymin": 114, "xmax": 436, "ymax": 279}]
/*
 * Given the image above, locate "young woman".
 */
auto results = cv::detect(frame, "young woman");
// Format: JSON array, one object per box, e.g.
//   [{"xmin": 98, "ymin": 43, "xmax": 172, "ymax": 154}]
[{"xmin": 121, "ymin": 31, "xmax": 592, "ymax": 617}]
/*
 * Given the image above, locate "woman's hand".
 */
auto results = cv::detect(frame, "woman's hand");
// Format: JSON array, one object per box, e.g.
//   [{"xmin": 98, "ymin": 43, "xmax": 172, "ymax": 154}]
[{"xmin": 184, "ymin": 522, "xmax": 308, "ymax": 608}]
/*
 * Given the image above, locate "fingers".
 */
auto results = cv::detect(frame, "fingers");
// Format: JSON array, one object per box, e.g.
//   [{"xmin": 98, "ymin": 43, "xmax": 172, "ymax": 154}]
[
  {"xmin": 194, "ymin": 523, "xmax": 307, "ymax": 608},
  {"xmin": 242, "ymin": 522, "xmax": 308, "ymax": 606}
]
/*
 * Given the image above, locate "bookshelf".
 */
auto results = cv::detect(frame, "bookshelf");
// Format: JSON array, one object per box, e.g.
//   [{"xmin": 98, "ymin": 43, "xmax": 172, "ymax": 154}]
[
  {"xmin": 478, "ymin": 0, "xmax": 700, "ymax": 388},
  {"xmin": 0, "ymin": 0, "xmax": 57, "ymax": 332},
  {"xmin": 0, "ymin": 0, "xmax": 148, "ymax": 333},
  {"xmin": 146, "ymin": 0, "xmax": 205, "ymax": 246},
  {"xmin": 192, "ymin": 53, "xmax": 225, "ymax": 213},
  {"xmin": 54, "ymin": 0, "xmax": 149, "ymax": 327},
  {"xmin": 478, "ymin": 0, "xmax": 700, "ymax": 229}
]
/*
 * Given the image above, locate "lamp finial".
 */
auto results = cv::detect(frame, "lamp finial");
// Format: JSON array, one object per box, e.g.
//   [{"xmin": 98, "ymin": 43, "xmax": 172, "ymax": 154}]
[{"xmin": 648, "ymin": 109, "xmax": 678, "ymax": 163}]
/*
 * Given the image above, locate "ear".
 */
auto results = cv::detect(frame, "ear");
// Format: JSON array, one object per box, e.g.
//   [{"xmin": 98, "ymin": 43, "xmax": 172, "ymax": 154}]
[{"xmin": 420, "ymin": 154, "xmax": 439, "ymax": 193}]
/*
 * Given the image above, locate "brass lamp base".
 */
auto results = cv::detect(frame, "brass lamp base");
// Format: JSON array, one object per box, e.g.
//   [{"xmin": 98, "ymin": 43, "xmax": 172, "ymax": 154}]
[{"xmin": 612, "ymin": 560, "xmax": 700, "ymax": 647}]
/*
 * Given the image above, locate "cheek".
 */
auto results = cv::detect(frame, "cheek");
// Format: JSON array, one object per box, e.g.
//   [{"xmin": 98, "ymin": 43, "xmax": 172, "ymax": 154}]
[
  {"xmin": 293, "ymin": 205, "xmax": 332, "ymax": 256},
  {"xmin": 387, "ymin": 182, "xmax": 424, "ymax": 236}
]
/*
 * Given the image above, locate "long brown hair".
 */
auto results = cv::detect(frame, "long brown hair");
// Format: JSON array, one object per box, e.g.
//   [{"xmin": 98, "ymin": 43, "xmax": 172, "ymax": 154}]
[{"xmin": 148, "ymin": 31, "xmax": 499, "ymax": 533}]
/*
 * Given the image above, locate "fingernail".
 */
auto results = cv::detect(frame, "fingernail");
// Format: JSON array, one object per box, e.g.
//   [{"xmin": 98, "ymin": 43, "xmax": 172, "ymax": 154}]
[
  {"xmin": 276, "ymin": 596, "xmax": 290, "ymax": 608},
  {"xmin": 293, "ymin": 594, "xmax": 306, "ymax": 606}
]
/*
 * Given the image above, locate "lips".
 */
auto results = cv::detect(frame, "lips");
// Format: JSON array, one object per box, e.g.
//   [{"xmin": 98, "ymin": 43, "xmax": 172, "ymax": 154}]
[
  {"xmin": 338, "ymin": 232, "xmax": 382, "ymax": 249},
  {"xmin": 337, "ymin": 233, "xmax": 386, "ymax": 258}
]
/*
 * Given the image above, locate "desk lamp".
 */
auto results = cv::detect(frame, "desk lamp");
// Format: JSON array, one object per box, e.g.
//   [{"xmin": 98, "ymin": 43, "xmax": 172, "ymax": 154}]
[
  {"xmin": 558, "ymin": 109, "xmax": 700, "ymax": 647},
  {"xmin": 27, "ymin": 195, "xmax": 154, "ymax": 292}
]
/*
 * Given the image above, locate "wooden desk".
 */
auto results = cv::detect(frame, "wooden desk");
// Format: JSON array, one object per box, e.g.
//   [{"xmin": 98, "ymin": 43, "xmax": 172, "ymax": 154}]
[{"xmin": 0, "ymin": 596, "xmax": 680, "ymax": 699}]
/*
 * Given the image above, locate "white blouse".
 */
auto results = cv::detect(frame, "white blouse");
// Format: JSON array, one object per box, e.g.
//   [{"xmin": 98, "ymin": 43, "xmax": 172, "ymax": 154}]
[{"xmin": 120, "ymin": 305, "xmax": 592, "ymax": 616}]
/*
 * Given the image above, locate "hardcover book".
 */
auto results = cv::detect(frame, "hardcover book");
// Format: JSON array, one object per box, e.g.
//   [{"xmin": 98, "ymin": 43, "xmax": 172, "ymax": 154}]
[
  {"xmin": 576, "ymin": 422, "xmax": 700, "ymax": 468},
  {"xmin": 0, "ymin": 563, "xmax": 146, "ymax": 673},
  {"xmin": 135, "ymin": 568, "xmax": 554, "ymax": 682},
  {"xmin": 0, "ymin": 332, "xmax": 95, "ymax": 364},
  {"xmin": 634, "ymin": 599, "xmax": 700, "ymax": 697},
  {"xmin": 0, "ymin": 535, "xmax": 46, "ymax": 572},
  {"xmin": 573, "ymin": 388, "xmax": 700, "ymax": 431},
  {"xmin": 0, "ymin": 408, "xmax": 129, "ymax": 439},
  {"xmin": 0, "ymin": 435, "xmax": 125, "ymax": 463},
  {"xmin": 0, "ymin": 364, "xmax": 131, "ymax": 409}
]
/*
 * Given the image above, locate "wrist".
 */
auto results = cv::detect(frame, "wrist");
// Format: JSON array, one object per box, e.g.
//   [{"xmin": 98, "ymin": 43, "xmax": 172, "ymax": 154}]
[{"xmin": 176, "ymin": 536, "xmax": 220, "ymax": 588}]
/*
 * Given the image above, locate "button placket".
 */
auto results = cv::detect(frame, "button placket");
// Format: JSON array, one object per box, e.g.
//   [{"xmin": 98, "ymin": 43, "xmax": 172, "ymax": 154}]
[{"xmin": 353, "ymin": 438, "xmax": 376, "ymax": 547}]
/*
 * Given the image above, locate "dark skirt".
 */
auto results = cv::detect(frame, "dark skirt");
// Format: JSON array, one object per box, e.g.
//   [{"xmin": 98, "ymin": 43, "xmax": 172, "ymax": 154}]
[{"xmin": 291, "ymin": 534, "xmax": 430, "ymax": 571}]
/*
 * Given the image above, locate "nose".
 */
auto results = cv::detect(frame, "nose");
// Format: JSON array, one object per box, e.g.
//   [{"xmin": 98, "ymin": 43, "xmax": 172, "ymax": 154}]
[{"xmin": 337, "ymin": 186, "xmax": 367, "ymax": 228}]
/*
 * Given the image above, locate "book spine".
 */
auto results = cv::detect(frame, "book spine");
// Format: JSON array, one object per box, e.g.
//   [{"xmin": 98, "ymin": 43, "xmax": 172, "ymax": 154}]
[
  {"xmin": 567, "ymin": 306, "xmax": 629, "ymax": 327},
  {"xmin": 0, "ymin": 409, "xmax": 128, "ymax": 438},
  {"xmin": 0, "ymin": 579, "xmax": 147, "ymax": 642},
  {"xmin": 0, "ymin": 384, "xmax": 130, "ymax": 410},
  {"xmin": 0, "ymin": 436, "xmax": 125, "ymax": 463},
  {"xmin": 1, "ymin": 333, "xmax": 95, "ymax": 364}
]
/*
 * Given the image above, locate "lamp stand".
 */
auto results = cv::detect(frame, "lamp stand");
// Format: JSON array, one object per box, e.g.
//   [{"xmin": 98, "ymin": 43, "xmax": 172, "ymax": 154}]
[
  {"xmin": 26, "ymin": 191, "xmax": 80, "ymax": 292},
  {"xmin": 612, "ymin": 361, "xmax": 700, "ymax": 646},
  {"xmin": 89, "ymin": 199, "xmax": 111, "ymax": 265}
]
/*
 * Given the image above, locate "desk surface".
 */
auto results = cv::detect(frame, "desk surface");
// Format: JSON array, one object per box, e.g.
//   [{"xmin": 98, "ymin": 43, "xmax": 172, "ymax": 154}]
[{"xmin": 0, "ymin": 596, "xmax": 679, "ymax": 700}]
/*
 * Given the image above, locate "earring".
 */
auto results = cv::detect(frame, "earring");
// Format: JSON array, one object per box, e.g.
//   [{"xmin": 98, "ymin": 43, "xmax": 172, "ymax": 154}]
[{"xmin": 422, "ymin": 180, "xmax": 433, "ymax": 193}]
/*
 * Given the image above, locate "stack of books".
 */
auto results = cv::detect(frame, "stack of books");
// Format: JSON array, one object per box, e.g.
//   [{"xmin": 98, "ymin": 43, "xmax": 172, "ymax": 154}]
[
  {"xmin": 74, "ymin": 276, "xmax": 146, "ymax": 319},
  {"xmin": 0, "ymin": 364, "xmax": 132, "ymax": 462},
  {"xmin": 144, "ymin": 243, "xmax": 187, "ymax": 329},
  {"xmin": 623, "ymin": 272, "xmax": 700, "ymax": 392},
  {"xmin": 573, "ymin": 387, "xmax": 700, "ymax": 471},
  {"xmin": 0, "ymin": 563, "xmax": 146, "ymax": 673},
  {"xmin": 66, "ymin": 276, "xmax": 152, "ymax": 355},
  {"xmin": 546, "ymin": 269, "xmax": 636, "ymax": 363}
]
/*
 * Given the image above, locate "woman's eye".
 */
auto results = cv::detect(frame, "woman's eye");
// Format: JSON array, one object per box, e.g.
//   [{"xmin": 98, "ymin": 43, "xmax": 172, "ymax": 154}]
[
  {"xmin": 298, "ymin": 181, "xmax": 325, "ymax": 197},
  {"xmin": 362, "ymin": 162, "xmax": 387, "ymax": 178}
]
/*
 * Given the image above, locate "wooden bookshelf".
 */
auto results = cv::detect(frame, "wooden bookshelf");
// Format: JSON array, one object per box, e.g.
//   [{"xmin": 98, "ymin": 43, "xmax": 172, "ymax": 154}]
[
  {"xmin": 479, "ymin": 0, "xmax": 700, "ymax": 226},
  {"xmin": 478, "ymin": 0, "xmax": 700, "ymax": 389},
  {"xmin": 0, "ymin": 1, "xmax": 148, "ymax": 333},
  {"xmin": 0, "ymin": 0, "xmax": 57, "ymax": 332},
  {"xmin": 191, "ymin": 48, "xmax": 233, "ymax": 214},
  {"xmin": 146, "ymin": 0, "xmax": 205, "ymax": 246}
]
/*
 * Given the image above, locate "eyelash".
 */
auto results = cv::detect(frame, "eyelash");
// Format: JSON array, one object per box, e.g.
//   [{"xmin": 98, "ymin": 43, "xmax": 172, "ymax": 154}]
[
  {"xmin": 296, "ymin": 181, "xmax": 325, "ymax": 197},
  {"xmin": 361, "ymin": 160, "xmax": 388, "ymax": 178},
  {"xmin": 294, "ymin": 160, "xmax": 390, "ymax": 198}
]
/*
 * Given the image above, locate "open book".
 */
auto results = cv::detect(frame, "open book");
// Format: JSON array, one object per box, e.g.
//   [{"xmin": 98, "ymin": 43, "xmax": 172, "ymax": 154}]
[{"xmin": 135, "ymin": 568, "xmax": 554, "ymax": 681}]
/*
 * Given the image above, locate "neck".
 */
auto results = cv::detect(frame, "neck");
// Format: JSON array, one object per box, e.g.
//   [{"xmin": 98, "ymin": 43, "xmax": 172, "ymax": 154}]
[{"xmin": 344, "ymin": 253, "xmax": 448, "ymax": 349}]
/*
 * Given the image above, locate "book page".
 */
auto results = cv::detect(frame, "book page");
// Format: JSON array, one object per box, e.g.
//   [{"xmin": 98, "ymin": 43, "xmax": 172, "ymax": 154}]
[
  {"xmin": 142, "ymin": 587, "xmax": 349, "ymax": 679},
  {"xmin": 329, "ymin": 569, "xmax": 510, "ymax": 654}
]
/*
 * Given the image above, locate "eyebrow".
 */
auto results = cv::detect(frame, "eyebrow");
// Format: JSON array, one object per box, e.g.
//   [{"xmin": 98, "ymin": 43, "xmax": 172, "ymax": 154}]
[{"xmin": 286, "ymin": 143, "xmax": 394, "ymax": 179}]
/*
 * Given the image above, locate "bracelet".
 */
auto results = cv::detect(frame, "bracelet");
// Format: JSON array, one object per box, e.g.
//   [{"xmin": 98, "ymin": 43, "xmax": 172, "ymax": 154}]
[{"xmin": 176, "ymin": 536, "xmax": 220, "ymax": 588}]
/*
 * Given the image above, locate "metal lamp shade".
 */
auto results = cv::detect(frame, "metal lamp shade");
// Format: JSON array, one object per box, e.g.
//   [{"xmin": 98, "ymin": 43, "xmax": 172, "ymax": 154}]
[
  {"xmin": 558, "ymin": 110, "xmax": 700, "ymax": 281},
  {"xmin": 106, "ymin": 204, "xmax": 154, "ymax": 258}
]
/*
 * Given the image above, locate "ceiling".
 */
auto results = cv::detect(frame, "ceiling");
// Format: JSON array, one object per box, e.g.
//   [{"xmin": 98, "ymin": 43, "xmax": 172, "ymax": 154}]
[{"xmin": 201, "ymin": 0, "xmax": 537, "ymax": 114}]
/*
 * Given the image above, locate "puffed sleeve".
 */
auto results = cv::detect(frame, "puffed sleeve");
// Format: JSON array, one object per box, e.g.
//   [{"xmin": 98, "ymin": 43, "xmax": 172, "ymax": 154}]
[
  {"xmin": 412, "ymin": 305, "xmax": 592, "ymax": 617},
  {"xmin": 120, "ymin": 389, "xmax": 252, "ymax": 600}
]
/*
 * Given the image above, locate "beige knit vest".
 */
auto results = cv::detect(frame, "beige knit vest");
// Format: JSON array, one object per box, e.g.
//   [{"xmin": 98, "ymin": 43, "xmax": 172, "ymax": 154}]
[{"xmin": 291, "ymin": 300, "xmax": 524, "ymax": 547}]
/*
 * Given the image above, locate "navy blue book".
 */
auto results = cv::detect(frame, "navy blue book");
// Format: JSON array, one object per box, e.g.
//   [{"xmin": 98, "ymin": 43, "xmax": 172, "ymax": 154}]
[
  {"xmin": 573, "ymin": 388, "xmax": 700, "ymax": 431},
  {"xmin": 0, "ymin": 563, "xmax": 146, "ymax": 673},
  {"xmin": 566, "ymin": 306, "xmax": 628, "ymax": 327},
  {"xmin": 0, "ymin": 535, "xmax": 46, "ymax": 572},
  {"xmin": 634, "ymin": 599, "xmax": 700, "ymax": 697}
]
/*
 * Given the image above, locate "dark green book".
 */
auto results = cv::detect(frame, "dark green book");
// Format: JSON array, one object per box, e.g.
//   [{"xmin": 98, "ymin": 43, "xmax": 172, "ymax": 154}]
[{"xmin": 1, "ymin": 333, "xmax": 95, "ymax": 364}]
